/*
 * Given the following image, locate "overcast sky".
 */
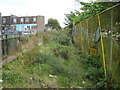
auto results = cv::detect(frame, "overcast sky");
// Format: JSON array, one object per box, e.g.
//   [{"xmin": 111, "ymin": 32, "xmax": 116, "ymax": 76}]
[{"xmin": 0, "ymin": 0, "xmax": 92, "ymax": 27}]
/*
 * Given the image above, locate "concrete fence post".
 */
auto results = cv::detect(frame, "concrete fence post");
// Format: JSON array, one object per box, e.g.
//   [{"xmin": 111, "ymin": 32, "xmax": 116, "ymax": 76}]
[{"xmin": 0, "ymin": 13, "xmax": 2, "ymax": 60}]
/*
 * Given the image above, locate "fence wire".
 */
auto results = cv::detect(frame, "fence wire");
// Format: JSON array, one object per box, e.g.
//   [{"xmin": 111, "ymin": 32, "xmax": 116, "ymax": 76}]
[
  {"xmin": 0, "ymin": 34, "xmax": 19, "ymax": 59},
  {"xmin": 73, "ymin": 3, "xmax": 120, "ymax": 87}
]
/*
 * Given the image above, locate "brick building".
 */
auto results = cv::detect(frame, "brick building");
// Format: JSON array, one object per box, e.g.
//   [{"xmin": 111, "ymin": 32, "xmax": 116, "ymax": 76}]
[{"xmin": 2, "ymin": 15, "xmax": 45, "ymax": 33}]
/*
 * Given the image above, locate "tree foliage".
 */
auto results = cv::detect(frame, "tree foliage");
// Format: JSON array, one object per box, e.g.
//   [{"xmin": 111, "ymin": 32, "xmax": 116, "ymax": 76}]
[
  {"xmin": 64, "ymin": 1, "xmax": 119, "ymax": 28},
  {"xmin": 46, "ymin": 18, "xmax": 61, "ymax": 30}
]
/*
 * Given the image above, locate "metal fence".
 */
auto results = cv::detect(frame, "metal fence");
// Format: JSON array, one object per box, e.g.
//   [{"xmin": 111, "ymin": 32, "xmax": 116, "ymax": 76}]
[
  {"xmin": 0, "ymin": 34, "xmax": 20, "ymax": 60},
  {"xmin": 73, "ymin": 3, "xmax": 120, "ymax": 87}
]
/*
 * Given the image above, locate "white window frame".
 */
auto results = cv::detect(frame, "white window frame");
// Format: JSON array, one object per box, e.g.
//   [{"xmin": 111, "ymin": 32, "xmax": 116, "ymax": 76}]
[
  {"xmin": 13, "ymin": 18, "xmax": 17, "ymax": 23},
  {"xmin": 20, "ymin": 18, "xmax": 24, "ymax": 22},
  {"xmin": 33, "ymin": 17, "xmax": 36, "ymax": 22},
  {"xmin": 3, "ymin": 18, "xmax": 6, "ymax": 23},
  {"xmin": 25, "ymin": 18, "xmax": 29, "ymax": 22}
]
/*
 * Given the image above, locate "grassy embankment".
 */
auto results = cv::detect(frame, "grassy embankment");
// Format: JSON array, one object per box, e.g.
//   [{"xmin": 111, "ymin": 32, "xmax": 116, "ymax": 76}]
[{"xmin": 2, "ymin": 31, "xmax": 106, "ymax": 88}]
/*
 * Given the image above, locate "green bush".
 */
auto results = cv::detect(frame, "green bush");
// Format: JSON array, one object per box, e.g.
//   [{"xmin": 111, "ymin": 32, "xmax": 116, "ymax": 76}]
[
  {"xmin": 25, "ymin": 65, "xmax": 34, "ymax": 74},
  {"xmin": 81, "ymin": 53, "xmax": 106, "ymax": 88},
  {"xmin": 51, "ymin": 43, "xmax": 69, "ymax": 59},
  {"xmin": 20, "ymin": 36, "xmax": 28, "ymax": 44},
  {"xmin": 85, "ymin": 66, "xmax": 103, "ymax": 82},
  {"xmin": 3, "ymin": 72, "xmax": 23, "ymax": 85},
  {"xmin": 58, "ymin": 76, "xmax": 72, "ymax": 87},
  {"xmin": 46, "ymin": 56, "xmax": 65, "ymax": 74},
  {"xmin": 84, "ymin": 55, "xmax": 101, "ymax": 68},
  {"xmin": 53, "ymin": 31, "xmax": 71, "ymax": 46},
  {"xmin": 42, "ymin": 33, "xmax": 52, "ymax": 44},
  {"xmin": 34, "ymin": 52, "xmax": 51, "ymax": 64}
]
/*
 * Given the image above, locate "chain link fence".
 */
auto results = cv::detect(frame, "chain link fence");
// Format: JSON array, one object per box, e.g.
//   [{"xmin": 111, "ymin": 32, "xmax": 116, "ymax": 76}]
[{"xmin": 73, "ymin": 3, "xmax": 120, "ymax": 87}]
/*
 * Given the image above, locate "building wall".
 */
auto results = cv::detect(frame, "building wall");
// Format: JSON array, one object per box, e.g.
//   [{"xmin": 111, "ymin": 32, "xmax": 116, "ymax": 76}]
[
  {"xmin": 13, "ymin": 24, "xmax": 37, "ymax": 31},
  {"xmin": 2, "ymin": 15, "xmax": 45, "ymax": 32},
  {"xmin": 2, "ymin": 16, "xmax": 11, "ymax": 25},
  {"xmin": 36, "ymin": 16, "xmax": 45, "ymax": 30},
  {"xmin": 17, "ymin": 16, "xmax": 37, "ymax": 24}
]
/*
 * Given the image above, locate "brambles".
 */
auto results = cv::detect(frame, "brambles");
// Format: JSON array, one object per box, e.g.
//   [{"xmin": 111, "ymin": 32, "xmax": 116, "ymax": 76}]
[
  {"xmin": 2, "ymin": 30, "xmax": 106, "ymax": 88},
  {"xmin": 53, "ymin": 31, "xmax": 71, "ymax": 46},
  {"xmin": 3, "ymin": 72, "xmax": 23, "ymax": 85},
  {"xmin": 20, "ymin": 36, "xmax": 29, "ymax": 44},
  {"xmin": 81, "ymin": 53, "xmax": 106, "ymax": 88},
  {"xmin": 51, "ymin": 44, "xmax": 69, "ymax": 59}
]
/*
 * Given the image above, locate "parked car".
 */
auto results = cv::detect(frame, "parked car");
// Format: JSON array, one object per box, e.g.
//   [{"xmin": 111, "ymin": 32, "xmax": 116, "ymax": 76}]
[
  {"xmin": 22, "ymin": 31, "xmax": 31, "ymax": 35},
  {"xmin": 4, "ymin": 30, "xmax": 18, "ymax": 34}
]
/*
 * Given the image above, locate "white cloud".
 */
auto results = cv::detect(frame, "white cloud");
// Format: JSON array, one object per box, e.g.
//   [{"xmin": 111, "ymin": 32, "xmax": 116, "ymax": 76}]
[{"xmin": 0, "ymin": 0, "xmax": 81, "ymax": 27}]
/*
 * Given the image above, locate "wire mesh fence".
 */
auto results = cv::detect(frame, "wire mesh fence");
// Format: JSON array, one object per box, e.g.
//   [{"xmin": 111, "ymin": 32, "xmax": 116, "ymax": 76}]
[
  {"xmin": 73, "ymin": 3, "xmax": 120, "ymax": 87},
  {"xmin": 0, "ymin": 34, "xmax": 20, "ymax": 60}
]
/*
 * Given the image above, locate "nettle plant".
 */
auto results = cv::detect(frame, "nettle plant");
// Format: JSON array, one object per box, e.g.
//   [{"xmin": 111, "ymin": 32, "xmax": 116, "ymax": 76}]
[
  {"xmin": 51, "ymin": 43, "xmax": 69, "ymax": 59},
  {"xmin": 81, "ymin": 53, "xmax": 106, "ymax": 88},
  {"xmin": 52, "ymin": 31, "xmax": 71, "ymax": 46}
]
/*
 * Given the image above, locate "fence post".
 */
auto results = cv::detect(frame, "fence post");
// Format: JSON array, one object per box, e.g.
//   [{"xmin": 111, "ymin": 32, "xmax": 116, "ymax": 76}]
[
  {"xmin": 86, "ymin": 20, "xmax": 90, "ymax": 50},
  {"xmin": 0, "ymin": 13, "xmax": 2, "ymax": 60},
  {"xmin": 80, "ymin": 22, "xmax": 83, "ymax": 50},
  {"xmin": 98, "ymin": 15, "xmax": 107, "ymax": 78},
  {"xmin": 110, "ymin": 10, "xmax": 113, "ymax": 72}
]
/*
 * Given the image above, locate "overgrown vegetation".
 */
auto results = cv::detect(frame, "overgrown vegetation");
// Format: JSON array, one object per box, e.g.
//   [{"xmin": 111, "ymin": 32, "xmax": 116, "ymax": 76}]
[
  {"xmin": 80, "ymin": 52, "xmax": 106, "ymax": 88},
  {"xmin": 64, "ymin": 1, "xmax": 118, "ymax": 28},
  {"xmin": 2, "ymin": 0, "xmax": 119, "ymax": 88},
  {"xmin": 2, "ymin": 30, "xmax": 109, "ymax": 88},
  {"xmin": 20, "ymin": 36, "xmax": 29, "ymax": 44}
]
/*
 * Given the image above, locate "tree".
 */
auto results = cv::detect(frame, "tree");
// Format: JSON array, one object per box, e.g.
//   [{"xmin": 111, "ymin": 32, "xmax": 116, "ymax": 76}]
[
  {"xmin": 46, "ymin": 18, "xmax": 61, "ymax": 30},
  {"xmin": 64, "ymin": 1, "xmax": 118, "ymax": 28}
]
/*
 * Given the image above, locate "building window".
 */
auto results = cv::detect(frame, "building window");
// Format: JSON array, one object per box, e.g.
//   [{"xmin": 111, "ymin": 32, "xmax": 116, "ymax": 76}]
[
  {"xmin": 13, "ymin": 18, "xmax": 17, "ymax": 23},
  {"xmin": 31, "ymin": 26, "xmax": 34, "ymax": 29},
  {"xmin": 25, "ymin": 18, "xmax": 29, "ymax": 22},
  {"xmin": 27, "ymin": 26, "xmax": 30, "ymax": 30},
  {"xmin": 33, "ymin": 17, "xmax": 36, "ymax": 22},
  {"xmin": 3, "ymin": 18, "xmax": 6, "ymax": 23},
  {"xmin": 20, "ymin": 18, "xmax": 24, "ymax": 22}
]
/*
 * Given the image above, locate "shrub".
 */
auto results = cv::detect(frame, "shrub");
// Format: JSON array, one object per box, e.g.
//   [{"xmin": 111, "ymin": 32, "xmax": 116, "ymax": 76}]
[
  {"xmin": 84, "ymin": 55, "xmax": 101, "ymax": 68},
  {"xmin": 3, "ymin": 72, "xmax": 23, "ymax": 85},
  {"xmin": 81, "ymin": 53, "xmax": 106, "ymax": 87},
  {"xmin": 20, "ymin": 36, "xmax": 28, "ymax": 44},
  {"xmin": 51, "ymin": 43, "xmax": 69, "ymax": 59},
  {"xmin": 53, "ymin": 31, "xmax": 71, "ymax": 46},
  {"xmin": 34, "ymin": 52, "xmax": 51, "ymax": 64},
  {"xmin": 42, "ymin": 33, "xmax": 52, "ymax": 44},
  {"xmin": 46, "ymin": 56, "xmax": 65, "ymax": 74}
]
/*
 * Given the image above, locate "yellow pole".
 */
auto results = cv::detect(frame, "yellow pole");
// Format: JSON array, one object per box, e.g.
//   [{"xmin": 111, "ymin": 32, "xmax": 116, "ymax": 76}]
[
  {"xmin": 78, "ymin": 23, "xmax": 80, "ymax": 48},
  {"xmin": 80, "ymin": 23, "xmax": 83, "ymax": 50},
  {"xmin": 73, "ymin": 22, "xmax": 75, "ymax": 43},
  {"xmin": 87, "ymin": 20, "xmax": 90, "ymax": 49},
  {"xmin": 98, "ymin": 15, "xmax": 107, "ymax": 77}
]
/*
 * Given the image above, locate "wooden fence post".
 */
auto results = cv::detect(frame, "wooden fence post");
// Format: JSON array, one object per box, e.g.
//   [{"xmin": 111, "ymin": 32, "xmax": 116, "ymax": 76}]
[{"xmin": 0, "ymin": 13, "xmax": 2, "ymax": 60}]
